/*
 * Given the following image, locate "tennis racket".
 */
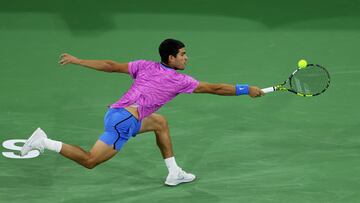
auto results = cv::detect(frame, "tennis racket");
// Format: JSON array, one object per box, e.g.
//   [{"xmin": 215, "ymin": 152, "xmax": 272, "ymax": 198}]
[{"xmin": 261, "ymin": 64, "xmax": 330, "ymax": 97}]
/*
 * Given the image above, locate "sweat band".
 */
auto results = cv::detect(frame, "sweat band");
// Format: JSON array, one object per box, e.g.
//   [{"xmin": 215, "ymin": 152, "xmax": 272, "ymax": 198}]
[{"xmin": 235, "ymin": 84, "xmax": 249, "ymax": 95}]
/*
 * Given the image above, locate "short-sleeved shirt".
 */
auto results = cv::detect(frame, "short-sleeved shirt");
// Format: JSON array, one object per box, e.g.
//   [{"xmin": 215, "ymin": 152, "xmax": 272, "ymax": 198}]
[{"xmin": 110, "ymin": 60, "xmax": 199, "ymax": 120}]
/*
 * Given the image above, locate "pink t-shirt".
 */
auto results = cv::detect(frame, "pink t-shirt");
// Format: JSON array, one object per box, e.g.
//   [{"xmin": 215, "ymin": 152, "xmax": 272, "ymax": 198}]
[{"xmin": 110, "ymin": 60, "xmax": 199, "ymax": 120}]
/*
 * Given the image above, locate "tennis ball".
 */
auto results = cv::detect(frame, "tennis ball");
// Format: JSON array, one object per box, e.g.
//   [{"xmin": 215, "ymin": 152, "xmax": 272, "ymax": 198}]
[{"xmin": 298, "ymin": 59, "xmax": 307, "ymax": 69}]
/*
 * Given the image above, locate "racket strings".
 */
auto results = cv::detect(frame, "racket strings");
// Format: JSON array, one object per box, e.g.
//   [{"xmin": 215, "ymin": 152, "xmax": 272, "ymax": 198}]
[{"xmin": 290, "ymin": 66, "xmax": 330, "ymax": 95}]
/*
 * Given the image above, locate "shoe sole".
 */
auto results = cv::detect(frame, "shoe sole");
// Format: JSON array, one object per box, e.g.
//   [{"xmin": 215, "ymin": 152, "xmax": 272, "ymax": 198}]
[{"xmin": 164, "ymin": 177, "xmax": 196, "ymax": 186}]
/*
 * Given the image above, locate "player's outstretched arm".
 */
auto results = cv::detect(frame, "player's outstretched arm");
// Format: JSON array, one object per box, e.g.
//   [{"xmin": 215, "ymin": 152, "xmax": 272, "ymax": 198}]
[
  {"xmin": 193, "ymin": 82, "xmax": 264, "ymax": 98},
  {"xmin": 58, "ymin": 53, "xmax": 129, "ymax": 74}
]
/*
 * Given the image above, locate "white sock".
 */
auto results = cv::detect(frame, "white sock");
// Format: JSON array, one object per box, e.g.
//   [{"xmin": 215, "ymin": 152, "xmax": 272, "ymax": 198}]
[
  {"xmin": 164, "ymin": 157, "xmax": 181, "ymax": 174},
  {"xmin": 43, "ymin": 138, "xmax": 62, "ymax": 153}
]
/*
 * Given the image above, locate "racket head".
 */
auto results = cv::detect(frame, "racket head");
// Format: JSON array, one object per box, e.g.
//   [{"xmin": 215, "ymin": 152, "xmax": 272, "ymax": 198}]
[{"xmin": 287, "ymin": 64, "xmax": 330, "ymax": 96}]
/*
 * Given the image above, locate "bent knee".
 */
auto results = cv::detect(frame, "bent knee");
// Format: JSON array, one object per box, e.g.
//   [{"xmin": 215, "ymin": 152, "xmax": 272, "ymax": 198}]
[
  {"xmin": 83, "ymin": 156, "xmax": 98, "ymax": 169},
  {"xmin": 152, "ymin": 114, "xmax": 168, "ymax": 130},
  {"xmin": 84, "ymin": 163, "xmax": 97, "ymax": 169}
]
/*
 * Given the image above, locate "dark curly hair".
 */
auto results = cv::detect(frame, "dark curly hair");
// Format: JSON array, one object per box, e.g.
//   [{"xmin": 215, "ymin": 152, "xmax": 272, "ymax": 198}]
[{"xmin": 158, "ymin": 39, "xmax": 185, "ymax": 64}]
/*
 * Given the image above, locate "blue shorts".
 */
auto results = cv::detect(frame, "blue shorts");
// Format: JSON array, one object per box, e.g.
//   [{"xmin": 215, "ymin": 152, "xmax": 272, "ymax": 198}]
[{"xmin": 99, "ymin": 108, "xmax": 142, "ymax": 151}]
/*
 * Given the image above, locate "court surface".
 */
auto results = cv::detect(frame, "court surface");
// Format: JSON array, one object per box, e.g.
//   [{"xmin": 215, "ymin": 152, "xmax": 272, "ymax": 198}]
[{"xmin": 1, "ymin": 0, "xmax": 360, "ymax": 202}]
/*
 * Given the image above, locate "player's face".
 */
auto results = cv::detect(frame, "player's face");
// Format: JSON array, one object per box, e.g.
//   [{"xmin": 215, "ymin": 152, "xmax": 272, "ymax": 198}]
[{"xmin": 173, "ymin": 48, "xmax": 188, "ymax": 70}]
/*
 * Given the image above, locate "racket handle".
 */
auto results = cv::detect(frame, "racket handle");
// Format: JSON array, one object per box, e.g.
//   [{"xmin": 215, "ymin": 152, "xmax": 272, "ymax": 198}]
[{"xmin": 261, "ymin": 87, "xmax": 275, "ymax": 94}]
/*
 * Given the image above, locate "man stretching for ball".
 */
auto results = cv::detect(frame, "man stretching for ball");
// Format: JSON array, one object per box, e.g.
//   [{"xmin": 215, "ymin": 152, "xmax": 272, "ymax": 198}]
[{"xmin": 21, "ymin": 39, "xmax": 264, "ymax": 186}]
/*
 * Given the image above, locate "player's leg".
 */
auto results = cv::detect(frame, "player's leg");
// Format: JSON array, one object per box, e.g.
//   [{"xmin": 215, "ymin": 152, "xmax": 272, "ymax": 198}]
[
  {"xmin": 20, "ymin": 127, "xmax": 117, "ymax": 169},
  {"xmin": 138, "ymin": 113, "xmax": 196, "ymax": 186},
  {"xmin": 21, "ymin": 108, "xmax": 136, "ymax": 169},
  {"xmin": 138, "ymin": 113, "xmax": 173, "ymax": 159},
  {"xmin": 60, "ymin": 108, "xmax": 139, "ymax": 168},
  {"xmin": 60, "ymin": 140, "xmax": 117, "ymax": 169}
]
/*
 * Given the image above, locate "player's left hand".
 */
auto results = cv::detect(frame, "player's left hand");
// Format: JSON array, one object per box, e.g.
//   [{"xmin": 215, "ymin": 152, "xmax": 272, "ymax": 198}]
[
  {"xmin": 249, "ymin": 86, "xmax": 264, "ymax": 98},
  {"xmin": 59, "ymin": 53, "xmax": 80, "ymax": 66}
]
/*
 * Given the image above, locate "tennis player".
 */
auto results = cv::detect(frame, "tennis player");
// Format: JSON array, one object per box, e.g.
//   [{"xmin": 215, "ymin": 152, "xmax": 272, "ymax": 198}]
[{"xmin": 21, "ymin": 39, "xmax": 264, "ymax": 186}]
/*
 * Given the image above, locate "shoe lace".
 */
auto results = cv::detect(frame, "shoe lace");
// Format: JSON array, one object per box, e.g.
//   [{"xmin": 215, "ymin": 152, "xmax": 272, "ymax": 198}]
[{"xmin": 178, "ymin": 169, "xmax": 188, "ymax": 178}]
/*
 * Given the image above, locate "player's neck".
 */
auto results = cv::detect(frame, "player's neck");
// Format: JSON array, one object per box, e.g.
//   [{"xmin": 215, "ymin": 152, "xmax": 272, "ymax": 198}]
[{"xmin": 161, "ymin": 62, "xmax": 177, "ymax": 70}]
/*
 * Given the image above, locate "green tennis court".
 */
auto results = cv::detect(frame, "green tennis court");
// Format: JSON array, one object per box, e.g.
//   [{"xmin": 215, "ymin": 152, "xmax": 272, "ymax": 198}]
[{"xmin": 1, "ymin": 0, "xmax": 360, "ymax": 202}]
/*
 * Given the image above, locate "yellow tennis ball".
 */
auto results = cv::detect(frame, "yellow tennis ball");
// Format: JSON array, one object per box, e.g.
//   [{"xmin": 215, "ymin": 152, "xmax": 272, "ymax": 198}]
[{"xmin": 298, "ymin": 59, "xmax": 308, "ymax": 69}]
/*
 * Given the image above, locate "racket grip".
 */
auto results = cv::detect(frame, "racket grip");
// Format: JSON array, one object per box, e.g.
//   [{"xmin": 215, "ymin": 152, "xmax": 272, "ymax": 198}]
[{"xmin": 261, "ymin": 87, "xmax": 275, "ymax": 94}]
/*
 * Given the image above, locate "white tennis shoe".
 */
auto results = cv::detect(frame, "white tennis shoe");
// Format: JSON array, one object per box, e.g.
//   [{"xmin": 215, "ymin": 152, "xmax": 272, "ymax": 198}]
[
  {"xmin": 21, "ymin": 127, "xmax": 47, "ymax": 156},
  {"xmin": 165, "ymin": 168, "xmax": 196, "ymax": 186}
]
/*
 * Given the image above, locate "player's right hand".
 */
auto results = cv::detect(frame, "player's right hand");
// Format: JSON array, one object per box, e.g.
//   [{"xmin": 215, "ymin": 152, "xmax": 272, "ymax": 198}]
[
  {"xmin": 249, "ymin": 86, "xmax": 265, "ymax": 98},
  {"xmin": 59, "ymin": 53, "xmax": 80, "ymax": 66}
]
